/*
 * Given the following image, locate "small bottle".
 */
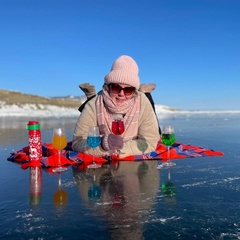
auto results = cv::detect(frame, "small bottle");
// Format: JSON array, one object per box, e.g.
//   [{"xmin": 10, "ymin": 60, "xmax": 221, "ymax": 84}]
[{"xmin": 26, "ymin": 121, "xmax": 42, "ymax": 163}]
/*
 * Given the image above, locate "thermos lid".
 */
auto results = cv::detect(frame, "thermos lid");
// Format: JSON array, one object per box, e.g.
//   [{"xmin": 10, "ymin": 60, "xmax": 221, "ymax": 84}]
[{"xmin": 26, "ymin": 121, "xmax": 40, "ymax": 130}]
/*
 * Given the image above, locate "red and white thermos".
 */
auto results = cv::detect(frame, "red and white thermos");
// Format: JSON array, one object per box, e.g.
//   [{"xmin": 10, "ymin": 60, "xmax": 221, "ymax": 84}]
[{"xmin": 26, "ymin": 121, "xmax": 42, "ymax": 163}]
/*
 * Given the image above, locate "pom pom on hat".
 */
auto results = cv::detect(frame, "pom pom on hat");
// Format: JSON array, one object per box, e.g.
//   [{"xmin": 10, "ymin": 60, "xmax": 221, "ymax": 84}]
[{"xmin": 104, "ymin": 55, "xmax": 140, "ymax": 89}]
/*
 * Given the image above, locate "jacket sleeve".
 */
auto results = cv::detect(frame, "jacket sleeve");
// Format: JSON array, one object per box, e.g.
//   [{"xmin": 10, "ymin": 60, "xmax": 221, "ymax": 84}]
[{"xmin": 71, "ymin": 97, "xmax": 107, "ymax": 156}]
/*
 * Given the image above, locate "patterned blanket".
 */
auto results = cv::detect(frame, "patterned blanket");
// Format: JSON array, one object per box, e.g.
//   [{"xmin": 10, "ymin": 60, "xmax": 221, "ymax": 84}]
[{"xmin": 7, "ymin": 140, "xmax": 223, "ymax": 171}]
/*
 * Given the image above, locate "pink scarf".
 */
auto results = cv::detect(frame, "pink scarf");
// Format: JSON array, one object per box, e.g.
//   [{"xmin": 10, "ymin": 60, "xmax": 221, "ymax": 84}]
[{"xmin": 96, "ymin": 89, "xmax": 140, "ymax": 141}]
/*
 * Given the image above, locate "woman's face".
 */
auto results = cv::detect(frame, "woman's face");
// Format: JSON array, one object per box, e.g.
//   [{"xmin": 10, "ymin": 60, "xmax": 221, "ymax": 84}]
[{"xmin": 108, "ymin": 84, "xmax": 135, "ymax": 105}]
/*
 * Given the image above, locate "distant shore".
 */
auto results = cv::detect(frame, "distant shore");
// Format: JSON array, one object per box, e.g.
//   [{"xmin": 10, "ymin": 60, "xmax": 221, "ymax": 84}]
[
  {"xmin": 1, "ymin": 103, "xmax": 240, "ymax": 118},
  {"xmin": 1, "ymin": 89, "xmax": 240, "ymax": 117}
]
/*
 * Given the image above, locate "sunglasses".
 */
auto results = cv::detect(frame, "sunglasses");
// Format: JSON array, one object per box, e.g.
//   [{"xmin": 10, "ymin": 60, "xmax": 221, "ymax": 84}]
[{"xmin": 109, "ymin": 84, "xmax": 135, "ymax": 96}]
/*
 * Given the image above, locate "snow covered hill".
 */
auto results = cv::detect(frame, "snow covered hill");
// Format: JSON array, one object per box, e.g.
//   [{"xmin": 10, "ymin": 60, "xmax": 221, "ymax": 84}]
[{"xmin": 1, "ymin": 89, "xmax": 240, "ymax": 118}]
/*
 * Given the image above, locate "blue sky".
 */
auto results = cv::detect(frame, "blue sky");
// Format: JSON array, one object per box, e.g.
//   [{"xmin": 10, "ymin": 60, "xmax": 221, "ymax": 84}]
[{"xmin": 0, "ymin": 0, "xmax": 239, "ymax": 110}]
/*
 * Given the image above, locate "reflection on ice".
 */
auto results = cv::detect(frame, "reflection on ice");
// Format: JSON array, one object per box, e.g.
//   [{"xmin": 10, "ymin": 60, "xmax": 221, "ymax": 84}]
[{"xmin": 73, "ymin": 161, "xmax": 160, "ymax": 239}]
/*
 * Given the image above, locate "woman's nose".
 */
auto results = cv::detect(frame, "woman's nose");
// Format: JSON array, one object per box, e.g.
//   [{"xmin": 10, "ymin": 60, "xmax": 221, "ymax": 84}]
[{"xmin": 118, "ymin": 89, "xmax": 125, "ymax": 96}]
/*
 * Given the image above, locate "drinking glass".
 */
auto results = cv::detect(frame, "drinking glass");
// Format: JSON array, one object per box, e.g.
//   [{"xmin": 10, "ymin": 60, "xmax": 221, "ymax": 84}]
[
  {"xmin": 157, "ymin": 125, "xmax": 176, "ymax": 169},
  {"xmin": 111, "ymin": 114, "xmax": 124, "ymax": 156},
  {"xmin": 87, "ymin": 126, "xmax": 101, "ymax": 168},
  {"xmin": 52, "ymin": 128, "xmax": 68, "ymax": 172},
  {"xmin": 137, "ymin": 139, "xmax": 148, "ymax": 155},
  {"xmin": 112, "ymin": 116, "xmax": 125, "ymax": 136}
]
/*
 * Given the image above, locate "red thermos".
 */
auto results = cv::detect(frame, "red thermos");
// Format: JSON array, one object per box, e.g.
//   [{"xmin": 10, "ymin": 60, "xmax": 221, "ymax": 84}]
[{"xmin": 26, "ymin": 121, "xmax": 42, "ymax": 163}]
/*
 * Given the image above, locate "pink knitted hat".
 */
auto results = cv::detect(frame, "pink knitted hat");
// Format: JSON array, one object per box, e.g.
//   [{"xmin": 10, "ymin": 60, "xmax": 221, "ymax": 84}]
[{"xmin": 104, "ymin": 55, "xmax": 140, "ymax": 89}]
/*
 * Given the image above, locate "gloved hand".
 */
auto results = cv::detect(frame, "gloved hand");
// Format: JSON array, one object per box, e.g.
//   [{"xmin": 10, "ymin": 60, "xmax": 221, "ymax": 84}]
[{"xmin": 102, "ymin": 134, "xmax": 123, "ymax": 151}]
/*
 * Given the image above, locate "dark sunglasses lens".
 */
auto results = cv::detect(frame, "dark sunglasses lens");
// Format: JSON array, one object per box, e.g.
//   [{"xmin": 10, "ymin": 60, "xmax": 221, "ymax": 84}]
[
  {"xmin": 111, "ymin": 85, "xmax": 121, "ymax": 93},
  {"xmin": 123, "ymin": 87, "xmax": 135, "ymax": 95}
]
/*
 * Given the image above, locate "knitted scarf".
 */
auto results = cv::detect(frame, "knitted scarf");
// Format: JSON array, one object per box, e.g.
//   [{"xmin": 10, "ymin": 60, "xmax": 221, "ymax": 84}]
[{"xmin": 96, "ymin": 89, "xmax": 140, "ymax": 141}]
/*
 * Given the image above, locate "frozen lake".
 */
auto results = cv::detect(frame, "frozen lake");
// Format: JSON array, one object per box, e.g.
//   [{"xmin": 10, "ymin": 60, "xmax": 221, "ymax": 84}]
[{"xmin": 0, "ymin": 113, "xmax": 239, "ymax": 239}]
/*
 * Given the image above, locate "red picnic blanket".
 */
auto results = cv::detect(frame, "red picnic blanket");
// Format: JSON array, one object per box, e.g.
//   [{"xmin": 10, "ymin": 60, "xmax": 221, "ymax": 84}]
[{"xmin": 7, "ymin": 140, "xmax": 224, "ymax": 171}]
